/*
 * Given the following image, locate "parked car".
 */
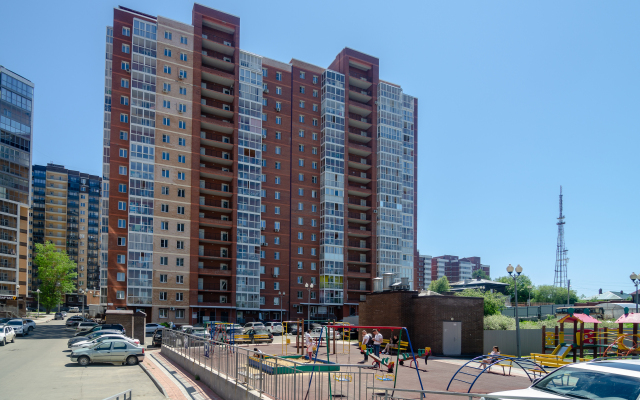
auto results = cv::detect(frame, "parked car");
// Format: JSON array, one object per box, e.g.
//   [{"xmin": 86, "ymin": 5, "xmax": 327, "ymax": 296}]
[
  {"xmin": 243, "ymin": 322, "xmax": 265, "ymax": 332},
  {"xmin": 0, "ymin": 325, "xmax": 16, "ymax": 346},
  {"xmin": 54, "ymin": 312, "xmax": 64, "ymax": 320},
  {"xmin": 66, "ymin": 316, "xmax": 85, "ymax": 327},
  {"xmin": 70, "ymin": 340, "xmax": 145, "ymax": 366},
  {"xmin": 6, "ymin": 319, "xmax": 28, "ymax": 336},
  {"xmin": 145, "ymin": 323, "xmax": 161, "ymax": 334},
  {"xmin": 0, "ymin": 318, "xmax": 11, "ymax": 325},
  {"xmin": 68, "ymin": 307, "xmax": 80, "ymax": 313},
  {"xmin": 264, "ymin": 322, "xmax": 284, "ymax": 335},
  {"xmin": 245, "ymin": 328, "xmax": 273, "ymax": 343},
  {"xmin": 23, "ymin": 319, "xmax": 36, "ymax": 331},
  {"xmin": 71, "ymin": 334, "xmax": 140, "ymax": 349},
  {"xmin": 489, "ymin": 359, "xmax": 640, "ymax": 400},
  {"xmin": 61, "ymin": 311, "xmax": 68, "ymax": 317},
  {"xmin": 180, "ymin": 325, "xmax": 194, "ymax": 333},
  {"xmin": 74, "ymin": 324, "xmax": 125, "ymax": 337},
  {"xmin": 152, "ymin": 329, "xmax": 163, "ymax": 347},
  {"xmin": 190, "ymin": 327, "xmax": 208, "ymax": 339},
  {"xmin": 75, "ymin": 321, "xmax": 98, "ymax": 332},
  {"xmin": 68, "ymin": 330, "xmax": 123, "ymax": 347},
  {"xmin": 308, "ymin": 326, "xmax": 335, "ymax": 339}
]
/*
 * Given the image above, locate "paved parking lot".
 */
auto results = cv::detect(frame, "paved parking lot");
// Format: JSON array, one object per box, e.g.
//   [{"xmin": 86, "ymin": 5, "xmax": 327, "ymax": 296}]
[{"xmin": 0, "ymin": 317, "xmax": 164, "ymax": 400}]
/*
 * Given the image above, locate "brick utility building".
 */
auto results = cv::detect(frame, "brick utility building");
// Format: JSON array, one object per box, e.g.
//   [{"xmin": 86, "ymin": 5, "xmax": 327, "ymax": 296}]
[
  {"xmin": 102, "ymin": 5, "xmax": 419, "ymax": 324},
  {"xmin": 30, "ymin": 164, "xmax": 102, "ymax": 294},
  {"xmin": 0, "ymin": 66, "xmax": 34, "ymax": 303},
  {"xmin": 431, "ymin": 255, "xmax": 490, "ymax": 284}
]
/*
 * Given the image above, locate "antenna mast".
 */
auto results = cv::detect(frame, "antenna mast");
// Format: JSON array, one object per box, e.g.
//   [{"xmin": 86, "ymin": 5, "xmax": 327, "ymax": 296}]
[{"xmin": 554, "ymin": 186, "xmax": 568, "ymax": 288}]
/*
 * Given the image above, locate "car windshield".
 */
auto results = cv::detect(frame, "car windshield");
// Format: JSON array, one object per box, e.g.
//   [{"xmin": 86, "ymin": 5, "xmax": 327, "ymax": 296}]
[
  {"xmin": 8, "ymin": 320, "xmax": 21, "ymax": 325},
  {"xmin": 534, "ymin": 366, "xmax": 640, "ymax": 400},
  {"xmin": 253, "ymin": 329, "xmax": 269, "ymax": 334}
]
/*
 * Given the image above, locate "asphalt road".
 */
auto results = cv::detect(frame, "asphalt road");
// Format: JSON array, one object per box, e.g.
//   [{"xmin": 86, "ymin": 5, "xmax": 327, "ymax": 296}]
[{"xmin": 0, "ymin": 318, "xmax": 165, "ymax": 400}]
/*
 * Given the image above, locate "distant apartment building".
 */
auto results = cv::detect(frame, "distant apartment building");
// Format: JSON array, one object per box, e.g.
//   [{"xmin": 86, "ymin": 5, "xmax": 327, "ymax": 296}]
[
  {"xmin": 431, "ymin": 255, "xmax": 489, "ymax": 283},
  {"xmin": 418, "ymin": 254, "xmax": 432, "ymax": 290},
  {"xmin": 0, "ymin": 66, "xmax": 33, "ymax": 300},
  {"xmin": 103, "ymin": 5, "xmax": 418, "ymax": 324},
  {"xmin": 31, "ymin": 164, "xmax": 102, "ymax": 293}
]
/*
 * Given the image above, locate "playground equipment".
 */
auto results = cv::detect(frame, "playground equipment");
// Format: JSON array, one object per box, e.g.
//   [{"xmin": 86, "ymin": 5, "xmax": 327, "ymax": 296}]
[
  {"xmin": 447, "ymin": 356, "xmax": 546, "ymax": 393},
  {"xmin": 541, "ymin": 309, "xmax": 602, "ymax": 361}
]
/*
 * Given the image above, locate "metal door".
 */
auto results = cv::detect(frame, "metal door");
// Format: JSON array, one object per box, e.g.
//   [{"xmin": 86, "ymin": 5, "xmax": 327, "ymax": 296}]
[{"xmin": 442, "ymin": 321, "xmax": 461, "ymax": 356}]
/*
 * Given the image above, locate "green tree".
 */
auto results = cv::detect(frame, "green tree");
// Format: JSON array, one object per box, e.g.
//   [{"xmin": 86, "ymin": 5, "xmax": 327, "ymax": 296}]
[
  {"xmin": 428, "ymin": 276, "xmax": 450, "ymax": 294},
  {"xmin": 472, "ymin": 269, "xmax": 490, "ymax": 280},
  {"xmin": 532, "ymin": 285, "xmax": 578, "ymax": 305},
  {"xmin": 34, "ymin": 242, "xmax": 77, "ymax": 313},
  {"xmin": 457, "ymin": 288, "xmax": 506, "ymax": 316},
  {"xmin": 495, "ymin": 274, "xmax": 533, "ymax": 304}
]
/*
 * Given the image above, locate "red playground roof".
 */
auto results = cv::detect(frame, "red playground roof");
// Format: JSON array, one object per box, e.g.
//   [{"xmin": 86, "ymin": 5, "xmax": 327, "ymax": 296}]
[
  {"xmin": 615, "ymin": 313, "xmax": 640, "ymax": 324},
  {"xmin": 558, "ymin": 313, "xmax": 601, "ymax": 324}
]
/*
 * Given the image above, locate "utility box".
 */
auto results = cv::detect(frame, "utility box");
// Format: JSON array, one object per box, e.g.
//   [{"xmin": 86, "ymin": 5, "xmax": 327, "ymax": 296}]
[{"xmin": 105, "ymin": 310, "xmax": 147, "ymax": 345}]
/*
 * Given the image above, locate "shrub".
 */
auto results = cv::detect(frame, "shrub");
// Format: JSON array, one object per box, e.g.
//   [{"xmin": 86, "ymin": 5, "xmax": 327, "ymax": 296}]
[{"xmin": 484, "ymin": 314, "xmax": 516, "ymax": 330}]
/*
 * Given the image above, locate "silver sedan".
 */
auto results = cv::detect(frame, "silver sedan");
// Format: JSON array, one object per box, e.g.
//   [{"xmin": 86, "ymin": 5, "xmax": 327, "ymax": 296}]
[
  {"xmin": 70, "ymin": 334, "xmax": 140, "ymax": 349},
  {"xmin": 70, "ymin": 340, "xmax": 145, "ymax": 366}
]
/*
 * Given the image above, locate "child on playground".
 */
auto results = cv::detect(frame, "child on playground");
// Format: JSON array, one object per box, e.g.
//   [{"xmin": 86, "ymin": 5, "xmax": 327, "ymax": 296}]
[
  {"xmin": 305, "ymin": 328, "xmax": 313, "ymax": 361},
  {"xmin": 481, "ymin": 346, "xmax": 500, "ymax": 369},
  {"xmin": 358, "ymin": 330, "xmax": 372, "ymax": 364}
]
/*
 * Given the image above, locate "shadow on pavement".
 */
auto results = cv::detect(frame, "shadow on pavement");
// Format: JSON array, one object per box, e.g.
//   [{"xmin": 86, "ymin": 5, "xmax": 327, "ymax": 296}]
[{"xmin": 20, "ymin": 323, "xmax": 76, "ymax": 340}]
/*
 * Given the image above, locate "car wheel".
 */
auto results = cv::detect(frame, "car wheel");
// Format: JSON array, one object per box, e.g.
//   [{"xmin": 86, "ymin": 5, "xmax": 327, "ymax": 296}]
[
  {"xmin": 10, "ymin": 335, "xmax": 15, "ymax": 343},
  {"xmin": 126, "ymin": 356, "xmax": 138, "ymax": 366},
  {"xmin": 78, "ymin": 356, "xmax": 90, "ymax": 366},
  {"xmin": 1, "ymin": 338, "xmax": 5, "ymax": 346}
]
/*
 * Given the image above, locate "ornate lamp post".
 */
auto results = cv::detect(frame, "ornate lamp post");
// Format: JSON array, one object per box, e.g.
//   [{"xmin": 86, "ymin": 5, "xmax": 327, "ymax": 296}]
[
  {"xmin": 630, "ymin": 273, "xmax": 639, "ymax": 313},
  {"xmin": 305, "ymin": 283, "xmax": 314, "ymax": 325},
  {"xmin": 278, "ymin": 291, "xmax": 285, "ymax": 322}
]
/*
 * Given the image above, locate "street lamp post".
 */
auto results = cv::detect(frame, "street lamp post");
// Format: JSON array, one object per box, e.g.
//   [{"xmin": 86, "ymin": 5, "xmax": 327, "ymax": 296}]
[
  {"xmin": 305, "ymin": 283, "xmax": 314, "ymax": 326},
  {"xmin": 36, "ymin": 289, "xmax": 41, "ymax": 318},
  {"xmin": 507, "ymin": 264, "xmax": 523, "ymax": 358},
  {"xmin": 631, "ymin": 273, "xmax": 639, "ymax": 313},
  {"xmin": 278, "ymin": 291, "xmax": 285, "ymax": 322},
  {"xmin": 79, "ymin": 289, "xmax": 85, "ymax": 318}
]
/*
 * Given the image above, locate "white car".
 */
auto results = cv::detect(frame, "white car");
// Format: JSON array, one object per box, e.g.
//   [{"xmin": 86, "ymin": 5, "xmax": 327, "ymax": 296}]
[
  {"xmin": 0, "ymin": 325, "xmax": 16, "ymax": 346},
  {"xmin": 23, "ymin": 319, "xmax": 36, "ymax": 331},
  {"xmin": 243, "ymin": 322, "xmax": 264, "ymax": 332},
  {"xmin": 490, "ymin": 359, "xmax": 640, "ymax": 400},
  {"xmin": 264, "ymin": 322, "xmax": 284, "ymax": 335},
  {"xmin": 71, "ymin": 334, "xmax": 140, "ymax": 349},
  {"xmin": 6, "ymin": 319, "xmax": 28, "ymax": 336},
  {"xmin": 145, "ymin": 323, "xmax": 161, "ymax": 334},
  {"xmin": 75, "ymin": 321, "xmax": 98, "ymax": 332},
  {"xmin": 68, "ymin": 307, "xmax": 80, "ymax": 313}
]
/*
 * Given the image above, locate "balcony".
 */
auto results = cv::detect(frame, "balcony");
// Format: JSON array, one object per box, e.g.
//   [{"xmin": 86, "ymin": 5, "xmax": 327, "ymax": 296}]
[
  {"xmin": 348, "ymin": 155, "xmax": 371, "ymax": 171},
  {"xmin": 0, "ymin": 220, "xmax": 17, "ymax": 229},
  {"xmin": 348, "ymin": 212, "xmax": 370, "ymax": 224},
  {"xmin": 348, "ymin": 284, "xmax": 370, "ymax": 292},
  {"xmin": 348, "ymin": 113, "xmax": 372, "ymax": 130},
  {"xmin": 348, "ymin": 142, "xmax": 372, "ymax": 157},
  {"xmin": 47, "ymin": 183, "xmax": 67, "ymax": 191},
  {"xmin": 198, "ymin": 283, "xmax": 232, "ymax": 292},
  {"xmin": 200, "ymin": 147, "xmax": 233, "ymax": 166},
  {"xmin": 201, "ymin": 65, "xmax": 234, "ymax": 88},
  {"xmin": 199, "ymin": 181, "xmax": 232, "ymax": 197},
  {"xmin": 198, "ymin": 249, "xmax": 231, "ymax": 260},
  {"xmin": 348, "ymin": 72, "xmax": 372, "ymax": 89},
  {"xmin": 200, "ymin": 131, "xmax": 233, "ymax": 150},
  {"xmin": 198, "ymin": 265, "xmax": 232, "ymax": 276},
  {"xmin": 346, "ymin": 295, "xmax": 366, "ymax": 303},
  {"xmin": 347, "ymin": 241, "xmax": 369, "ymax": 251},
  {"xmin": 347, "ymin": 170, "xmax": 371, "ymax": 185},
  {"xmin": 347, "ymin": 227, "xmax": 371, "ymax": 237},
  {"xmin": 347, "ymin": 184, "xmax": 371, "ymax": 197},
  {"xmin": 200, "ymin": 112, "xmax": 234, "ymax": 134},
  {"xmin": 46, "ymin": 175, "xmax": 68, "ymax": 182},
  {"xmin": 347, "ymin": 267, "xmax": 371, "ymax": 278},
  {"xmin": 201, "ymin": 80, "xmax": 234, "ymax": 103},
  {"xmin": 47, "ymin": 207, "xmax": 66, "ymax": 215},
  {"xmin": 202, "ymin": 52, "xmax": 234, "ymax": 74},
  {"xmin": 199, "ymin": 232, "xmax": 231, "ymax": 243},
  {"xmin": 347, "ymin": 198, "xmax": 370, "ymax": 210},
  {"xmin": 200, "ymin": 163, "xmax": 233, "ymax": 181},
  {"xmin": 201, "ymin": 99, "xmax": 234, "ymax": 120},
  {"xmin": 202, "ymin": 35, "xmax": 235, "ymax": 57},
  {"xmin": 199, "ymin": 216, "xmax": 232, "ymax": 229},
  {"xmin": 46, "ymin": 191, "xmax": 67, "ymax": 199},
  {"xmin": 0, "ymin": 233, "xmax": 16, "ymax": 243},
  {"xmin": 199, "ymin": 198, "xmax": 232, "ymax": 213},
  {"xmin": 348, "ymin": 128, "xmax": 372, "ymax": 144},
  {"xmin": 348, "ymin": 86, "xmax": 372, "ymax": 105},
  {"xmin": 347, "ymin": 256, "xmax": 370, "ymax": 264},
  {"xmin": 46, "ymin": 224, "xmax": 66, "ymax": 231}
]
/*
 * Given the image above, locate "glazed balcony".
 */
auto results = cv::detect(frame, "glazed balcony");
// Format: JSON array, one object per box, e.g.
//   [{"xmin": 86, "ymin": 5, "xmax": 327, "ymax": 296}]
[
  {"xmin": 199, "ymin": 198, "xmax": 232, "ymax": 213},
  {"xmin": 201, "ymin": 33, "xmax": 235, "ymax": 57},
  {"xmin": 0, "ymin": 232, "xmax": 16, "ymax": 243},
  {"xmin": 200, "ymin": 112, "xmax": 234, "ymax": 134},
  {"xmin": 199, "ymin": 181, "xmax": 232, "ymax": 197},
  {"xmin": 348, "ymin": 72, "xmax": 372, "ymax": 89},
  {"xmin": 201, "ymin": 98, "xmax": 234, "ymax": 120},
  {"xmin": 347, "ymin": 198, "xmax": 370, "ymax": 211},
  {"xmin": 200, "ymin": 130, "xmax": 233, "ymax": 150},
  {"xmin": 348, "ymin": 155, "xmax": 371, "ymax": 171},
  {"xmin": 348, "ymin": 113, "xmax": 372, "ymax": 130}
]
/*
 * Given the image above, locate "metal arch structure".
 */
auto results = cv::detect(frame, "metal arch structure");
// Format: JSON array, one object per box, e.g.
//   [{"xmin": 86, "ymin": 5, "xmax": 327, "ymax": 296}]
[{"xmin": 447, "ymin": 355, "xmax": 546, "ymax": 393}]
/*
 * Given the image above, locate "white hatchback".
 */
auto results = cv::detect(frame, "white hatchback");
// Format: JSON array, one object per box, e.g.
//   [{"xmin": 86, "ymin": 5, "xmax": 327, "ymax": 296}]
[
  {"xmin": 0, "ymin": 325, "xmax": 16, "ymax": 346},
  {"xmin": 489, "ymin": 359, "xmax": 640, "ymax": 400}
]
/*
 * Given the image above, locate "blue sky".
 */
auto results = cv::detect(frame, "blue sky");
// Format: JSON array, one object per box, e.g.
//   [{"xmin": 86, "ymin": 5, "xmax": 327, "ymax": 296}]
[{"xmin": 2, "ymin": 1, "xmax": 638, "ymax": 296}]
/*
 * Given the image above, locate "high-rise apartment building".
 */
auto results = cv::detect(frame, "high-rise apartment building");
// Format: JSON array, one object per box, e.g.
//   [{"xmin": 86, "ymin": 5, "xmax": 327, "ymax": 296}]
[
  {"xmin": 104, "ymin": 5, "xmax": 418, "ymax": 324},
  {"xmin": 418, "ymin": 254, "xmax": 432, "ymax": 290},
  {"xmin": 31, "ymin": 164, "xmax": 101, "ymax": 292},
  {"xmin": 431, "ymin": 255, "xmax": 490, "ymax": 284},
  {"xmin": 0, "ymin": 66, "xmax": 33, "ymax": 300}
]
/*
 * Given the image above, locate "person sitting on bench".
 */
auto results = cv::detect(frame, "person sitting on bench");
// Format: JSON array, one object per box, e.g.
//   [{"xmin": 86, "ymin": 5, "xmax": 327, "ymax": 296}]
[
  {"xmin": 381, "ymin": 335, "xmax": 399, "ymax": 355},
  {"xmin": 481, "ymin": 346, "xmax": 500, "ymax": 369}
]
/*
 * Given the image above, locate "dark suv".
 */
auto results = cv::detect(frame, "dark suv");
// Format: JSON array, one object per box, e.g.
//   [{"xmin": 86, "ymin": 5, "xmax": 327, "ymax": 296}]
[{"xmin": 73, "ymin": 323, "xmax": 125, "ymax": 337}]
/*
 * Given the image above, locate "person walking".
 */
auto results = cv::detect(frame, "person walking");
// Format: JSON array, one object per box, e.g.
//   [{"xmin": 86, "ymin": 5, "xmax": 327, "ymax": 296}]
[
  {"xmin": 372, "ymin": 329, "xmax": 383, "ymax": 357},
  {"xmin": 358, "ymin": 330, "xmax": 372, "ymax": 363},
  {"xmin": 305, "ymin": 328, "xmax": 314, "ymax": 361}
]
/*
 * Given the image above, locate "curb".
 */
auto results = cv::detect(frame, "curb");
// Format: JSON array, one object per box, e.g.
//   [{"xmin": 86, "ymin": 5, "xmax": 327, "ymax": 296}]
[{"xmin": 140, "ymin": 360, "xmax": 167, "ymax": 398}]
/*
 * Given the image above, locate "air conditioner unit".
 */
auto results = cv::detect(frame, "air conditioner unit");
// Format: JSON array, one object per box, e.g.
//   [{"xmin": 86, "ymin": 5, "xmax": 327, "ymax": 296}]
[
  {"xmin": 223, "ymin": 57, "xmax": 232, "ymax": 63},
  {"xmin": 272, "ymin": 273, "xmax": 279, "ymax": 278},
  {"xmin": 178, "ymin": 109, "xmax": 184, "ymax": 114},
  {"xmin": 170, "ymin": 307, "xmax": 176, "ymax": 311},
  {"xmin": 224, "ymin": 41, "xmax": 232, "ymax": 46},
  {"xmin": 162, "ymin": 88, "xmax": 168, "ymax": 93},
  {"xmin": 263, "ymin": 88, "xmax": 269, "ymax": 93},
  {"xmin": 178, "ymin": 75, "xmax": 184, "ymax": 80},
  {"xmin": 274, "ymin": 229, "xmax": 280, "ymax": 232},
  {"xmin": 223, "ymin": 88, "xmax": 231, "ymax": 95},
  {"xmin": 373, "ymin": 209, "xmax": 377, "ymax": 213},
  {"xmin": 261, "ymin": 134, "xmax": 266, "ymax": 139},
  {"xmin": 262, "ymin": 242, "xmax": 268, "ymax": 246},
  {"xmin": 261, "ymin": 226, "xmax": 265, "ymax": 231},
  {"xmin": 275, "ymin": 107, "xmax": 281, "ymax": 112}
]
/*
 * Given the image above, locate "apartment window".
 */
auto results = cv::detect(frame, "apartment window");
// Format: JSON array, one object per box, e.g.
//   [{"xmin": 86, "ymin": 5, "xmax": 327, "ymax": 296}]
[
  {"xmin": 298, "ymin": 188, "xmax": 304, "ymax": 196},
  {"xmin": 161, "ymin": 239, "xmax": 168, "ymax": 248},
  {"xmin": 298, "ymin": 159, "xmax": 304, "ymax": 167},
  {"xmin": 274, "ymin": 280, "xmax": 280, "ymax": 290},
  {"xmin": 176, "ymin": 258, "xmax": 184, "ymax": 266},
  {"xmin": 161, "ymin": 221, "xmax": 168, "ymax": 230},
  {"xmin": 298, "ymin": 129, "xmax": 305, "ymax": 138},
  {"xmin": 117, "ymin": 272, "xmax": 125, "ymax": 282},
  {"xmin": 180, "ymin": 36, "xmax": 188, "ymax": 44},
  {"xmin": 164, "ymin": 48, "xmax": 172, "ymax": 57},
  {"xmin": 276, "ymin": 87, "xmax": 282, "ymax": 95},
  {"xmin": 313, "ymin": 75, "xmax": 318, "ymax": 84},
  {"xmin": 275, "ymin": 101, "xmax": 281, "ymax": 110},
  {"xmin": 262, "ymin": 113, "xmax": 267, "ymax": 122},
  {"xmin": 178, "ymin": 155, "xmax": 185, "ymax": 163},
  {"xmin": 299, "ymin": 71, "xmax": 306, "ymax": 79},
  {"xmin": 300, "ymin": 86, "xmax": 305, "ymax": 94},
  {"xmin": 311, "ymin": 262, "xmax": 317, "ymax": 270},
  {"xmin": 298, "ymin": 232, "xmax": 303, "ymax": 239},
  {"xmin": 297, "ymin": 291, "xmax": 303, "ymax": 299},
  {"xmin": 312, "ymin": 104, "xmax": 318, "ymax": 112},
  {"xmin": 312, "ymin": 119, "xmax": 318, "ymax": 126},
  {"xmin": 117, "ymin": 255, "xmax": 125, "ymax": 264},
  {"xmin": 299, "ymin": 115, "xmax": 305, "ymax": 123},
  {"xmin": 162, "ymin": 151, "xmax": 169, "ymax": 160},
  {"xmin": 178, "ymin": 172, "xmax": 185, "ymax": 180},
  {"xmin": 262, "ymin": 68, "xmax": 268, "ymax": 77},
  {"xmin": 274, "ymin": 237, "xmax": 280, "ymax": 245},
  {"xmin": 312, "ymin": 132, "xmax": 318, "ymax": 140},
  {"xmin": 261, "ymin": 189, "xmax": 266, "ymax": 198},
  {"xmin": 122, "ymin": 44, "xmax": 130, "ymax": 54},
  {"xmin": 298, "ymin": 217, "xmax": 303, "ymax": 225},
  {"xmin": 274, "ymin": 221, "xmax": 281, "ymax": 230},
  {"xmin": 118, "ymin": 219, "xmax": 126, "ymax": 228},
  {"xmin": 176, "ymin": 275, "xmax": 184, "ymax": 285},
  {"xmin": 311, "ymin": 219, "xmax": 317, "ymax": 227},
  {"xmin": 120, "ymin": 114, "xmax": 128, "ymax": 123},
  {"xmin": 312, "ymin": 147, "xmax": 318, "ymax": 155},
  {"xmin": 274, "ymin": 252, "xmax": 280, "ymax": 260},
  {"xmin": 118, "ymin": 184, "xmax": 126, "ymax": 193},
  {"xmin": 312, "ymin": 162, "xmax": 317, "ymax": 169},
  {"xmin": 262, "ymin": 144, "xmax": 267, "ymax": 152},
  {"xmin": 275, "ymin": 146, "xmax": 281, "ymax": 155},
  {"xmin": 276, "ymin": 72, "xmax": 282, "ymax": 81},
  {"xmin": 274, "ymin": 192, "xmax": 280, "ymax": 200},
  {"xmin": 121, "ymin": 79, "xmax": 129, "ymax": 88},
  {"xmin": 299, "ymin": 100, "xmax": 305, "ymax": 108},
  {"xmin": 160, "ymin": 257, "xmax": 168, "ymax": 265},
  {"xmin": 165, "ymin": 31, "xmax": 172, "ymax": 40},
  {"xmin": 275, "ymin": 176, "xmax": 280, "ymax": 184},
  {"xmin": 298, "ymin": 173, "xmax": 304, "ymax": 181},
  {"xmin": 161, "ymin": 170, "xmax": 169, "ymax": 178},
  {"xmin": 180, "ymin": 53, "xmax": 187, "ymax": 61},
  {"xmin": 162, "ymin": 134, "xmax": 170, "ymax": 143},
  {"xmin": 275, "ymin": 132, "xmax": 281, "ymax": 139},
  {"xmin": 116, "ymin": 291, "xmax": 125, "ymax": 300},
  {"xmin": 163, "ymin": 83, "xmax": 171, "ymax": 92},
  {"xmin": 178, "ymin": 138, "xmax": 186, "ymax": 146},
  {"xmin": 275, "ymin": 162, "xmax": 281, "ymax": 169},
  {"xmin": 163, "ymin": 117, "xmax": 170, "ymax": 126},
  {"xmin": 177, "ymin": 223, "xmax": 184, "ymax": 232},
  {"xmin": 162, "ymin": 186, "xmax": 169, "ymax": 195},
  {"xmin": 298, "ymin": 247, "xmax": 303, "ymax": 255},
  {"xmin": 179, "ymin": 121, "xmax": 186, "ymax": 129},
  {"xmin": 260, "ymin": 281, "xmax": 265, "ymax": 289},
  {"xmin": 117, "ymin": 237, "xmax": 126, "ymax": 246},
  {"xmin": 163, "ymin": 65, "xmax": 172, "ymax": 74},
  {"xmin": 159, "ymin": 309, "xmax": 168, "ymax": 318},
  {"xmin": 160, "ymin": 292, "xmax": 167, "ymax": 301},
  {"xmin": 120, "ymin": 131, "xmax": 128, "ymax": 140},
  {"xmin": 297, "ymin": 276, "xmax": 303, "ymax": 284},
  {"xmin": 161, "ymin": 204, "xmax": 168, "ymax": 212},
  {"xmin": 299, "ymin": 144, "xmax": 304, "ymax": 152},
  {"xmin": 274, "ymin": 207, "xmax": 280, "ymax": 214},
  {"xmin": 311, "ymin": 233, "xmax": 317, "ymax": 241},
  {"xmin": 177, "ymin": 241, "xmax": 184, "ymax": 249},
  {"xmin": 261, "ymin": 204, "xmax": 266, "ymax": 213},
  {"xmin": 179, "ymin": 87, "xmax": 187, "ymax": 95},
  {"xmin": 160, "ymin": 274, "xmax": 167, "ymax": 283},
  {"xmin": 119, "ymin": 148, "xmax": 127, "ymax": 158},
  {"xmin": 311, "ymin": 176, "xmax": 317, "ymax": 184},
  {"xmin": 179, "ymin": 70, "xmax": 187, "ymax": 79},
  {"xmin": 122, "ymin": 26, "xmax": 130, "ymax": 36},
  {"xmin": 262, "ymin": 159, "xmax": 267, "ymax": 167},
  {"xmin": 176, "ymin": 310, "xmax": 184, "ymax": 319},
  {"xmin": 275, "ymin": 116, "xmax": 281, "ymax": 125},
  {"xmin": 121, "ymin": 61, "xmax": 129, "ymax": 71},
  {"xmin": 297, "ymin": 261, "xmax": 303, "ymax": 269},
  {"xmin": 311, "ymin": 248, "xmax": 317, "ymax": 256},
  {"xmin": 298, "ymin": 202, "xmax": 303, "ymax": 211},
  {"xmin": 260, "ymin": 251, "xmax": 265, "ymax": 259},
  {"xmin": 118, "ymin": 201, "xmax": 126, "ymax": 211}
]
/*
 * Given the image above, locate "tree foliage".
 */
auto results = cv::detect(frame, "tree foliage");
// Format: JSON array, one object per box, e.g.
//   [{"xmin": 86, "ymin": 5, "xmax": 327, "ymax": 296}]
[
  {"xmin": 472, "ymin": 269, "xmax": 490, "ymax": 280},
  {"xmin": 495, "ymin": 274, "xmax": 534, "ymax": 303},
  {"xmin": 532, "ymin": 285, "xmax": 578, "ymax": 305},
  {"xmin": 428, "ymin": 276, "xmax": 450, "ymax": 294},
  {"xmin": 34, "ymin": 242, "xmax": 77, "ymax": 313},
  {"xmin": 457, "ymin": 288, "xmax": 506, "ymax": 316}
]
